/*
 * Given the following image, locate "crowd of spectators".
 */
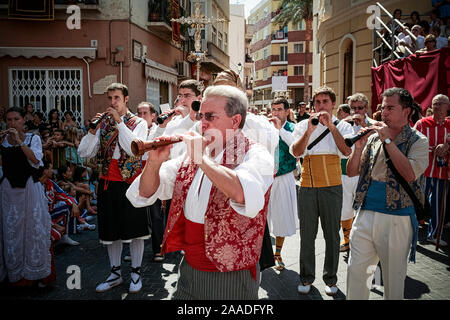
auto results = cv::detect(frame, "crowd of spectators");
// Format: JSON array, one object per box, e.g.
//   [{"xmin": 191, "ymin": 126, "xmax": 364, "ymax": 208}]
[
  {"xmin": 1, "ymin": 104, "xmax": 98, "ymax": 249},
  {"xmin": 379, "ymin": 4, "xmax": 450, "ymax": 59}
]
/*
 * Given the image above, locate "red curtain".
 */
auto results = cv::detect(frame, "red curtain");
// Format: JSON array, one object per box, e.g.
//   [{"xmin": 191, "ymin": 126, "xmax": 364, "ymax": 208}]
[{"xmin": 371, "ymin": 47, "xmax": 450, "ymax": 114}]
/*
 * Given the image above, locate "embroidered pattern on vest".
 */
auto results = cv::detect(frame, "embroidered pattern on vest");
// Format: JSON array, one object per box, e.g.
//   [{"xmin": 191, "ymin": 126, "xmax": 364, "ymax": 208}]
[
  {"xmin": 161, "ymin": 132, "xmax": 271, "ymax": 272},
  {"xmin": 353, "ymin": 125, "xmax": 424, "ymax": 211},
  {"xmin": 276, "ymin": 121, "xmax": 297, "ymax": 177},
  {"xmin": 99, "ymin": 111, "xmax": 142, "ymax": 180}
]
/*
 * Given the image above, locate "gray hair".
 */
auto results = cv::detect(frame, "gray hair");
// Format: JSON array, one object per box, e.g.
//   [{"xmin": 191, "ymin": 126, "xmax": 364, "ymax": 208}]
[
  {"xmin": 348, "ymin": 92, "xmax": 369, "ymax": 108},
  {"xmin": 203, "ymin": 85, "xmax": 248, "ymax": 128}
]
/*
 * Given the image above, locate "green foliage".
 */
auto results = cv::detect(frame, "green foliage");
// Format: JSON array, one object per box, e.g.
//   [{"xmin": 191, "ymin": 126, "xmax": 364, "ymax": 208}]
[{"xmin": 273, "ymin": 0, "xmax": 313, "ymax": 26}]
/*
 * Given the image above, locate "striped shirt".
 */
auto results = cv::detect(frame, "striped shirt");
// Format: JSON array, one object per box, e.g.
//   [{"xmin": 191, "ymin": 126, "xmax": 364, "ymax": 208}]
[
  {"xmin": 414, "ymin": 116, "xmax": 450, "ymax": 179},
  {"xmin": 43, "ymin": 179, "xmax": 76, "ymax": 212}
]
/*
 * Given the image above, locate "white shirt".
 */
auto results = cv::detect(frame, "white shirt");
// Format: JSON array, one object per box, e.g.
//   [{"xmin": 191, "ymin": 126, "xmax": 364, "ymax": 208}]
[
  {"xmin": 416, "ymin": 35, "xmax": 425, "ymax": 50},
  {"xmin": 436, "ymin": 36, "xmax": 448, "ymax": 49},
  {"xmin": 78, "ymin": 114, "xmax": 148, "ymax": 159},
  {"xmin": 126, "ymin": 142, "xmax": 274, "ymax": 224},
  {"xmin": 288, "ymin": 115, "xmax": 353, "ymax": 158},
  {"xmin": 1, "ymin": 132, "xmax": 43, "ymax": 168},
  {"xmin": 242, "ymin": 112, "xmax": 279, "ymax": 156}
]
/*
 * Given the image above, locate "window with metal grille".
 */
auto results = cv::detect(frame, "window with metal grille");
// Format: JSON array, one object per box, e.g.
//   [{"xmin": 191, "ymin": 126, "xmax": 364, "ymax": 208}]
[{"xmin": 9, "ymin": 68, "xmax": 84, "ymax": 125}]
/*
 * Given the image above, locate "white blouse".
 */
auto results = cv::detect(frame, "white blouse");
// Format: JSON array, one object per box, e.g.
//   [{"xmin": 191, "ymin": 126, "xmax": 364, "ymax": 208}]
[
  {"xmin": 126, "ymin": 142, "xmax": 274, "ymax": 224},
  {"xmin": 1, "ymin": 132, "xmax": 43, "ymax": 168}
]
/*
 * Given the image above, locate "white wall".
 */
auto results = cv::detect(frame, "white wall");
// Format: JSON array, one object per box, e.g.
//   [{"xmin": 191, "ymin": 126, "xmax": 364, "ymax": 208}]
[{"xmin": 229, "ymin": 4, "xmax": 246, "ymax": 79}]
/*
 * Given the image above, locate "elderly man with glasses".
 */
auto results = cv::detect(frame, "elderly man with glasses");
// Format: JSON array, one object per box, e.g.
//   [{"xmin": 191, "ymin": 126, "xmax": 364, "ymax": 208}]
[{"xmin": 126, "ymin": 85, "xmax": 274, "ymax": 299}]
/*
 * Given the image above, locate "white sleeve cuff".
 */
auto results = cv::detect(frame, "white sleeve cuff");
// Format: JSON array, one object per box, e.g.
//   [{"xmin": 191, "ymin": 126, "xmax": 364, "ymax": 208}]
[{"xmin": 230, "ymin": 169, "xmax": 265, "ymax": 218}]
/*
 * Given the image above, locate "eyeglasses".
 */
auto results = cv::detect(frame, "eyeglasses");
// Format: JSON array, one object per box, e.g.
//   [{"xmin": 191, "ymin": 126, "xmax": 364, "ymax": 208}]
[
  {"xmin": 177, "ymin": 93, "xmax": 195, "ymax": 99},
  {"xmin": 195, "ymin": 112, "xmax": 219, "ymax": 121},
  {"xmin": 351, "ymin": 106, "xmax": 366, "ymax": 111}
]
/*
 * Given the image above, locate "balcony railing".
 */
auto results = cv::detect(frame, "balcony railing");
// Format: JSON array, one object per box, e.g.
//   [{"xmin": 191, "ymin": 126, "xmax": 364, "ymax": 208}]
[
  {"xmin": 207, "ymin": 41, "xmax": 229, "ymax": 69},
  {"xmin": 271, "ymin": 31, "xmax": 288, "ymax": 41}
]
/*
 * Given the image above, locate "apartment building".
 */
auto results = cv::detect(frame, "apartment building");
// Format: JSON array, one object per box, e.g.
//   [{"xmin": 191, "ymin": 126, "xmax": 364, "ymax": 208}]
[
  {"xmin": 0, "ymin": 0, "xmax": 230, "ymax": 123},
  {"xmin": 248, "ymin": 0, "xmax": 312, "ymax": 109},
  {"xmin": 0, "ymin": 0, "xmax": 193, "ymax": 122}
]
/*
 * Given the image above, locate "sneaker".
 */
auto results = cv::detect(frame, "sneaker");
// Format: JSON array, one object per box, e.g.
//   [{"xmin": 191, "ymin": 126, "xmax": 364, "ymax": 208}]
[
  {"xmin": 339, "ymin": 243, "xmax": 350, "ymax": 252},
  {"xmin": 85, "ymin": 215, "xmax": 95, "ymax": 222},
  {"xmin": 325, "ymin": 284, "xmax": 338, "ymax": 296},
  {"xmin": 96, "ymin": 267, "xmax": 122, "ymax": 293},
  {"xmin": 427, "ymin": 238, "xmax": 448, "ymax": 246},
  {"xmin": 297, "ymin": 282, "xmax": 312, "ymax": 294},
  {"xmin": 59, "ymin": 235, "xmax": 80, "ymax": 246}
]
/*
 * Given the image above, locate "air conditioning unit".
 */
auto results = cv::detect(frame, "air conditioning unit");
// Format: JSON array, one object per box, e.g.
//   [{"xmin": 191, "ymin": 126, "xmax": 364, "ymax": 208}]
[{"xmin": 177, "ymin": 61, "xmax": 190, "ymax": 78}]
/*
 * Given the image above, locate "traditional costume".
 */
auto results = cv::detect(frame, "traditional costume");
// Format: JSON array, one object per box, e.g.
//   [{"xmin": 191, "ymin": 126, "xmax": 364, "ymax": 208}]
[
  {"xmin": 289, "ymin": 116, "xmax": 353, "ymax": 293},
  {"xmin": 0, "ymin": 133, "xmax": 51, "ymax": 284},
  {"xmin": 78, "ymin": 111, "xmax": 149, "ymax": 293},
  {"xmin": 267, "ymin": 120, "xmax": 298, "ymax": 269},
  {"xmin": 347, "ymin": 125, "xmax": 428, "ymax": 299},
  {"xmin": 126, "ymin": 132, "xmax": 274, "ymax": 299}
]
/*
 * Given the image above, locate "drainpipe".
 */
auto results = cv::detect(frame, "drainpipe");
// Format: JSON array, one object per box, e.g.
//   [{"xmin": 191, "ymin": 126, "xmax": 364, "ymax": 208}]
[{"xmin": 82, "ymin": 57, "xmax": 92, "ymax": 98}]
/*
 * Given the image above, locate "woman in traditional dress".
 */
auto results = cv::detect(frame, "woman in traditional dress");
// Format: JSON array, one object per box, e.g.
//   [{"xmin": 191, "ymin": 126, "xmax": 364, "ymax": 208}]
[{"xmin": 0, "ymin": 107, "xmax": 52, "ymax": 286}]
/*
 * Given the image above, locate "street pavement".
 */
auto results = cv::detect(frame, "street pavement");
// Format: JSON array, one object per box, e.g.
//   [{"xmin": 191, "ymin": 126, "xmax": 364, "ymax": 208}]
[{"xmin": 0, "ymin": 216, "xmax": 449, "ymax": 301}]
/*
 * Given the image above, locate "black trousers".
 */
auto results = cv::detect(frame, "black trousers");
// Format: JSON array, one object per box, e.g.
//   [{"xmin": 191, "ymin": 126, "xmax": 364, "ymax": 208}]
[{"xmin": 147, "ymin": 199, "xmax": 165, "ymax": 255}]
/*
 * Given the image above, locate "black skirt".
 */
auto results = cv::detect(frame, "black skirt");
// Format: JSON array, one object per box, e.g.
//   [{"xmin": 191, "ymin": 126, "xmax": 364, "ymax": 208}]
[{"xmin": 97, "ymin": 179, "xmax": 150, "ymax": 243}]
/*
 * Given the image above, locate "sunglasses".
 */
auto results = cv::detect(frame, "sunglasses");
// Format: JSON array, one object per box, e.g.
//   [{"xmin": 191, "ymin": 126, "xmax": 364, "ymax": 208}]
[
  {"xmin": 195, "ymin": 112, "xmax": 219, "ymax": 121},
  {"xmin": 351, "ymin": 106, "xmax": 365, "ymax": 111}
]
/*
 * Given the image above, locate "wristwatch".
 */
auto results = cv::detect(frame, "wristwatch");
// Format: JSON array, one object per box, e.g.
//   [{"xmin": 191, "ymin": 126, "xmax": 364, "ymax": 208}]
[{"xmin": 384, "ymin": 138, "xmax": 392, "ymax": 145}]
